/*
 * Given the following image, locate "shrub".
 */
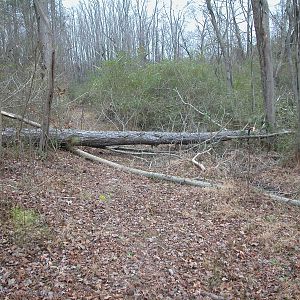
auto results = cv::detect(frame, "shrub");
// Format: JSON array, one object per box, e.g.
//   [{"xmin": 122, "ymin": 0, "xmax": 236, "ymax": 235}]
[{"xmin": 71, "ymin": 57, "xmax": 267, "ymax": 131}]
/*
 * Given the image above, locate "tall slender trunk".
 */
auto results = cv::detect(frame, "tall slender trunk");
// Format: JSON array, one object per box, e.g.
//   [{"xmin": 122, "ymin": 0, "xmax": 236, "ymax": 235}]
[
  {"xmin": 34, "ymin": 0, "xmax": 55, "ymax": 153},
  {"xmin": 206, "ymin": 0, "xmax": 233, "ymax": 92},
  {"xmin": 230, "ymin": 1, "xmax": 245, "ymax": 60},
  {"xmin": 0, "ymin": 98, "xmax": 2, "ymax": 159},
  {"xmin": 293, "ymin": 0, "xmax": 300, "ymax": 158},
  {"xmin": 251, "ymin": 0, "xmax": 275, "ymax": 130}
]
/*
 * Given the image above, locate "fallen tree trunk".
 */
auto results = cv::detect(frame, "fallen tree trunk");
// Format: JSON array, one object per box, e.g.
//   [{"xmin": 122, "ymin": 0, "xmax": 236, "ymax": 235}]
[
  {"xmin": 72, "ymin": 147, "xmax": 300, "ymax": 207},
  {"xmin": 71, "ymin": 148, "xmax": 221, "ymax": 188},
  {"xmin": 1, "ymin": 110, "xmax": 41, "ymax": 128},
  {"xmin": 2, "ymin": 110, "xmax": 299, "ymax": 207},
  {"xmin": 1, "ymin": 127, "xmax": 293, "ymax": 148}
]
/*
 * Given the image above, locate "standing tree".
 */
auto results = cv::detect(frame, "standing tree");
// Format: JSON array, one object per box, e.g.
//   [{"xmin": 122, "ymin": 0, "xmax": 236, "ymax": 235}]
[
  {"xmin": 34, "ymin": 0, "xmax": 55, "ymax": 153},
  {"xmin": 251, "ymin": 0, "xmax": 275, "ymax": 130},
  {"xmin": 295, "ymin": 0, "xmax": 300, "ymax": 159},
  {"xmin": 205, "ymin": 0, "xmax": 233, "ymax": 91},
  {"xmin": 287, "ymin": 0, "xmax": 300, "ymax": 158},
  {"xmin": 0, "ymin": 98, "xmax": 2, "ymax": 158}
]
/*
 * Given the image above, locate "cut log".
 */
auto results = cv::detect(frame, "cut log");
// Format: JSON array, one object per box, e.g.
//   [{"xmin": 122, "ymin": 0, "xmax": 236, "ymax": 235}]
[{"xmin": 1, "ymin": 127, "xmax": 293, "ymax": 148}]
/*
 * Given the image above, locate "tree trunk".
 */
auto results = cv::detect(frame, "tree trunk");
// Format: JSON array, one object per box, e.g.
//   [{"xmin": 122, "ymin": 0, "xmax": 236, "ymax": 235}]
[
  {"xmin": 1, "ymin": 128, "xmax": 292, "ymax": 149},
  {"xmin": 286, "ymin": 0, "xmax": 300, "ymax": 159},
  {"xmin": 230, "ymin": 1, "xmax": 245, "ymax": 61},
  {"xmin": 206, "ymin": 0, "xmax": 233, "ymax": 91},
  {"xmin": 293, "ymin": 0, "xmax": 300, "ymax": 159},
  {"xmin": 34, "ymin": 0, "xmax": 55, "ymax": 153},
  {"xmin": 0, "ymin": 100, "xmax": 2, "ymax": 158},
  {"xmin": 251, "ymin": 0, "xmax": 275, "ymax": 130},
  {"xmin": 71, "ymin": 147, "xmax": 219, "ymax": 188}
]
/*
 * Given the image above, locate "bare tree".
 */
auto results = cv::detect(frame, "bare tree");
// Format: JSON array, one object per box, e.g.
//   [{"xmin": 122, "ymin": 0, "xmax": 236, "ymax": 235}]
[
  {"xmin": 205, "ymin": 0, "xmax": 233, "ymax": 91},
  {"xmin": 34, "ymin": 0, "xmax": 55, "ymax": 152},
  {"xmin": 251, "ymin": 0, "xmax": 275, "ymax": 130},
  {"xmin": 230, "ymin": 1, "xmax": 245, "ymax": 60},
  {"xmin": 287, "ymin": 0, "xmax": 300, "ymax": 158},
  {"xmin": 238, "ymin": 0, "xmax": 254, "ymax": 57},
  {"xmin": 271, "ymin": 0, "xmax": 290, "ymax": 79},
  {"xmin": 0, "ymin": 97, "xmax": 2, "ymax": 158},
  {"xmin": 294, "ymin": 0, "xmax": 300, "ymax": 158}
]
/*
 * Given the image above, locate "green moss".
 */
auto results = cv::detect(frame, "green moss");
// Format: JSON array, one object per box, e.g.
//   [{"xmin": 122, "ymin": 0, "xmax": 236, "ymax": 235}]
[
  {"xmin": 11, "ymin": 207, "xmax": 40, "ymax": 228},
  {"xmin": 10, "ymin": 206, "xmax": 51, "ymax": 246}
]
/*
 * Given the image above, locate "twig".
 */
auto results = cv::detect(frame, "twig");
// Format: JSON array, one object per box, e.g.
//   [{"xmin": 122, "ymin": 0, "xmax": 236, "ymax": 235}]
[
  {"xmin": 65, "ymin": 91, "xmax": 89, "ymax": 106},
  {"xmin": 174, "ymin": 88, "xmax": 225, "ymax": 130},
  {"xmin": 191, "ymin": 148, "xmax": 212, "ymax": 171},
  {"xmin": 106, "ymin": 146, "xmax": 182, "ymax": 158},
  {"xmin": 18, "ymin": 46, "xmax": 39, "ymax": 136},
  {"xmin": 2, "ymin": 76, "xmax": 33, "ymax": 104}
]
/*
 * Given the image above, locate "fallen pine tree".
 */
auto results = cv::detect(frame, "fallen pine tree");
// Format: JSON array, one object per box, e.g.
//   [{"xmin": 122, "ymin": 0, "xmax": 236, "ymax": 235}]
[
  {"xmin": 1, "ymin": 110, "xmax": 293, "ymax": 148},
  {"xmin": 1, "ymin": 110, "xmax": 300, "ymax": 207},
  {"xmin": 1, "ymin": 127, "xmax": 293, "ymax": 148}
]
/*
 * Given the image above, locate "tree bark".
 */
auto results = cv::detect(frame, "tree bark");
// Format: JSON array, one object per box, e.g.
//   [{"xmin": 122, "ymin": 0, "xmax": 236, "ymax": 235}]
[
  {"xmin": 251, "ymin": 0, "xmax": 275, "ymax": 130},
  {"xmin": 286, "ymin": 0, "xmax": 300, "ymax": 159},
  {"xmin": 34, "ymin": 0, "xmax": 55, "ymax": 153},
  {"xmin": 0, "ymin": 100, "xmax": 2, "ymax": 158},
  {"xmin": 206, "ymin": 0, "xmax": 233, "ymax": 91},
  {"xmin": 1, "ymin": 127, "xmax": 293, "ymax": 148},
  {"xmin": 294, "ymin": 0, "xmax": 300, "ymax": 159},
  {"xmin": 230, "ymin": 1, "xmax": 245, "ymax": 61}
]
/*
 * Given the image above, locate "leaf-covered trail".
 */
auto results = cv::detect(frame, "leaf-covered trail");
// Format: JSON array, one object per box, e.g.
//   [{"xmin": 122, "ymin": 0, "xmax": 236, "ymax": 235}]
[{"xmin": 1, "ymin": 150, "xmax": 300, "ymax": 299}]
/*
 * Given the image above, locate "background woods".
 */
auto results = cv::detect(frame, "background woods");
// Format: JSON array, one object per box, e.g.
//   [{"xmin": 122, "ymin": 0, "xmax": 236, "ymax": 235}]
[
  {"xmin": 1, "ymin": 2, "xmax": 300, "ymax": 299},
  {"xmin": 0, "ymin": 0, "xmax": 299, "ymax": 153}
]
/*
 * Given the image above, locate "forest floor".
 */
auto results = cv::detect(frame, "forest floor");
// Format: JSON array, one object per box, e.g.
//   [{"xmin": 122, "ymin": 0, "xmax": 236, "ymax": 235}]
[{"xmin": 0, "ymin": 143, "xmax": 300, "ymax": 300}]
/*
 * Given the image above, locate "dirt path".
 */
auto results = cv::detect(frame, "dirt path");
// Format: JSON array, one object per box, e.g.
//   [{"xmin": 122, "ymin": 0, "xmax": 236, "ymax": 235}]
[{"xmin": 1, "ymin": 149, "xmax": 299, "ymax": 299}]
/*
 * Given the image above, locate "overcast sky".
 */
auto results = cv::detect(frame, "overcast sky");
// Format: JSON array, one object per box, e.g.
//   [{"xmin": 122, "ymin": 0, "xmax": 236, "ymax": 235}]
[{"xmin": 63, "ymin": 0, "xmax": 280, "ymax": 10}]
